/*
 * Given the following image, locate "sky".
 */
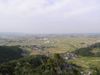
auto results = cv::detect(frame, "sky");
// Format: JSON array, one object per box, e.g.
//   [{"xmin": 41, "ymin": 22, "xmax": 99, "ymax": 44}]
[{"xmin": 0, "ymin": 0, "xmax": 100, "ymax": 34}]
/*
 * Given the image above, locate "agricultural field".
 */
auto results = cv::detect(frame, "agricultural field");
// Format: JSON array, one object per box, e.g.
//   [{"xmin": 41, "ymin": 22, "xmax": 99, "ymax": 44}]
[
  {"xmin": 0, "ymin": 34, "xmax": 100, "ymax": 75},
  {"xmin": 0, "ymin": 34, "xmax": 100, "ymax": 55}
]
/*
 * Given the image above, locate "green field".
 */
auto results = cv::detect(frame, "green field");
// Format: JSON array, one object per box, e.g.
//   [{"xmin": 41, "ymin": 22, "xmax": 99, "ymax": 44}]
[{"xmin": 0, "ymin": 35, "xmax": 100, "ymax": 75}]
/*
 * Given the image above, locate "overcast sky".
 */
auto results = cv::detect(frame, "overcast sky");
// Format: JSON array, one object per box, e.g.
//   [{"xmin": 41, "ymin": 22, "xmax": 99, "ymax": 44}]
[{"xmin": 0, "ymin": 0, "xmax": 100, "ymax": 34}]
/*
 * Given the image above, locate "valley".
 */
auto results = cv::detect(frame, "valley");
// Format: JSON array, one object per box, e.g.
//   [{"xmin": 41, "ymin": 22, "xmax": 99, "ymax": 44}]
[{"xmin": 0, "ymin": 34, "xmax": 100, "ymax": 75}]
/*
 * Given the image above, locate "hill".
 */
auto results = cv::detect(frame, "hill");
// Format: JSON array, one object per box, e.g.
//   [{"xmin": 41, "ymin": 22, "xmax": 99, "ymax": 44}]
[
  {"xmin": 0, "ymin": 46, "xmax": 24, "ymax": 63},
  {"xmin": 74, "ymin": 43, "xmax": 100, "ymax": 57},
  {"xmin": 0, "ymin": 54, "xmax": 82, "ymax": 75}
]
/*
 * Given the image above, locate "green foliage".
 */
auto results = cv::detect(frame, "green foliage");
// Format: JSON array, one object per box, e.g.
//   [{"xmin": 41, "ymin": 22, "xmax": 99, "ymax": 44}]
[
  {"xmin": 75, "ymin": 43, "xmax": 100, "ymax": 57},
  {"xmin": 0, "ymin": 54, "xmax": 81, "ymax": 75},
  {"xmin": 39, "ymin": 54, "xmax": 81, "ymax": 75},
  {"xmin": 0, "ymin": 46, "xmax": 24, "ymax": 63},
  {"xmin": 89, "ymin": 65, "xmax": 100, "ymax": 75}
]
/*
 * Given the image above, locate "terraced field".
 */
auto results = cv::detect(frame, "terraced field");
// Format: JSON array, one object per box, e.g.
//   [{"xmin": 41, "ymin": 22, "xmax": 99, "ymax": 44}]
[{"xmin": 30, "ymin": 37, "xmax": 100, "ymax": 54}]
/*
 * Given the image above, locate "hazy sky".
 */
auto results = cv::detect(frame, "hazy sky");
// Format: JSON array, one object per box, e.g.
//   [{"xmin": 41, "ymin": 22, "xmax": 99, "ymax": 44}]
[{"xmin": 0, "ymin": 0, "xmax": 100, "ymax": 34}]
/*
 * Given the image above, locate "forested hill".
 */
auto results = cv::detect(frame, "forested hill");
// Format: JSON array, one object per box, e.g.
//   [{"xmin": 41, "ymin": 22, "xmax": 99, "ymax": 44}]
[
  {"xmin": 75, "ymin": 43, "xmax": 100, "ymax": 57},
  {"xmin": 0, "ymin": 46, "xmax": 24, "ymax": 63},
  {"xmin": 0, "ymin": 54, "xmax": 82, "ymax": 75}
]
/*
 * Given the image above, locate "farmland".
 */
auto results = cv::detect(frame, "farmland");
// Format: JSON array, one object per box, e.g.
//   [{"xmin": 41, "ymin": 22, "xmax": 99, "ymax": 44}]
[
  {"xmin": 0, "ymin": 34, "xmax": 100, "ymax": 75},
  {"xmin": 0, "ymin": 34, "xmax": 100, "ymax": 55}
]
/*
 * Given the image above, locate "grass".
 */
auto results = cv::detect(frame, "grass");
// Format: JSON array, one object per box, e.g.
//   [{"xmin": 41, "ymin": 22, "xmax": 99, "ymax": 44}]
[
  {"xmin": 69, "ymin": 56, "xmax": 100, "ymax": 69},
  {"xmin": 30, "ymin": 37, "xmax": 100, "ymax": 54}
]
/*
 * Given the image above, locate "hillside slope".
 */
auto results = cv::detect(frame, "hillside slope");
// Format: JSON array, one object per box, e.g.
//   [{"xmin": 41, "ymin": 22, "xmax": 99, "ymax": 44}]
[
  {"xmin": 0, "ymin": 46, "xmax": 24, "ymax": 63},
  {"xmin": 74, "ymin": 43, "xmax": 100, "ymax": 57}
]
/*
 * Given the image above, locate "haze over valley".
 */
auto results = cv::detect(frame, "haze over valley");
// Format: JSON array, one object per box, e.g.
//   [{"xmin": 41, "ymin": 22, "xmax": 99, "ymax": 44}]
[{"xmin": 0, "ymin": 0, "xmax": 100, "ymax": 75}]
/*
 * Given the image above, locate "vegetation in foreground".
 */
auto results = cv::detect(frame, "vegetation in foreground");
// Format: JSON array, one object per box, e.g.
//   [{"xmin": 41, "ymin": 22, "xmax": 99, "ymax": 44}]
[
  {"xmin": 0, "ymin": 46, "xmax": 24, "ymax": 63},
  {"xmin": 0, "ymin": 54, "xmax": 82, "ymax": 75}
]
